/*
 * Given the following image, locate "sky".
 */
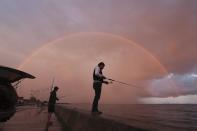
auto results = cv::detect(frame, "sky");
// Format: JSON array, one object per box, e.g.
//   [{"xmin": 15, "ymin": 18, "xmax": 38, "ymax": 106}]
[{"xmin": 0, "ymin": 0, "xmax": 197, "ymax": 104}]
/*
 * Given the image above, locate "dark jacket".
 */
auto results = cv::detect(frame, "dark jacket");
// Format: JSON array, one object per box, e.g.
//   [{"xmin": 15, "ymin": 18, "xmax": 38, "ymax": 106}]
[{"xmin": 48, "ymin": 90, "xmax": 58, "ymax": 105}]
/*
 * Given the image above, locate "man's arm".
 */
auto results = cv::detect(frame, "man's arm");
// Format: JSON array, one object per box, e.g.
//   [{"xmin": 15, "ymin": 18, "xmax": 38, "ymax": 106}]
[
  {"xmin": 56, "ymin": 97, "xmax": 59, "ymax": 101},
  {"xmin": 55, "ymin": 93, "xmax": 59, "ymax": 101},
  {"xmin": 102, "ymin": 81, "xmax": 109, "ymax": 84}
]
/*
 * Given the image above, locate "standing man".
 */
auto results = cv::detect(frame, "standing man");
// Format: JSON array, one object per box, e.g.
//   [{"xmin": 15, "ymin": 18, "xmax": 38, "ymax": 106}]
[
  {"xmin": 92, "ymin": 62, "xmax": 109, "ymax": 114},
  {"xmin": 47, "ymin": 86, "xmax": 59, "ymax": 125}
]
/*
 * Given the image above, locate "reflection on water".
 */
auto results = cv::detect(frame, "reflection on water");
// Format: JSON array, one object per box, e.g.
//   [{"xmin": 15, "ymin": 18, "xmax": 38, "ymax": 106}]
[{"xmin": 65, "ymin": 104, "xmax": 197, "ymax": 131}]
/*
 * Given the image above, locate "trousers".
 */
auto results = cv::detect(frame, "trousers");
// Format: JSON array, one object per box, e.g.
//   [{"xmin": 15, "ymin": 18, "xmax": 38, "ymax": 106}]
[{"xmin": 92, "ymin": 82, "xmax": 102, "ymax": 112}]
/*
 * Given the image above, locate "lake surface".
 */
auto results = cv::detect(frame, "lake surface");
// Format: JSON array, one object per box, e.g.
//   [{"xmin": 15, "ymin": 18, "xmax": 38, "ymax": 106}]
[{"xmin": 64, "ymin": 104, "xmax": 197, "ymax": 131}]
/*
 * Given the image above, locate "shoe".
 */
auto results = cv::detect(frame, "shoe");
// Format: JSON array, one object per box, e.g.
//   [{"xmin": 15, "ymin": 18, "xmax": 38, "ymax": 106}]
[
  {"xmin": 91, "ymin": 111, "xmax": 102, "ymax": 115},
  {"xmin": 47, "ymin": 121, "xmax": 53, "ymax": 126},
  {"xmin": 97, "ymin": 110, "xmax": 103, "ymax": 114},
  {"xmin": 49, "ymin": 121, "xmax": 53, "ymax": 125}
]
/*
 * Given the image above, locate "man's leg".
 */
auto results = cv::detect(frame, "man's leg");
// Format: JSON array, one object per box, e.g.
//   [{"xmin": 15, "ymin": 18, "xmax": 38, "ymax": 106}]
[
  {"xmin": 47, "ymin": 113, "xmax": 52, "ymax": 123},
  {"xmin": 45, "ymin": 112, "xmax": 52, "ymax": 131},
  {"xmin": 47, "ymin": 105, "xmax": 54, "ymax": 124},
  {"xmin": 92, "ymin": 82, "xmax": 102, "ymax": 112}
]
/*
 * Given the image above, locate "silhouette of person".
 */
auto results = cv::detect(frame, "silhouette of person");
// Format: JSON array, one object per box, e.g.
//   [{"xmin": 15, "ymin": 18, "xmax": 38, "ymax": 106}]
[
  {"xmin": 46, "ymin": 86, "xmax": 59, "ymax": 127},
  {"xmin": 92, "ymin": 62, "xmax": 109, "ymax": 114}
]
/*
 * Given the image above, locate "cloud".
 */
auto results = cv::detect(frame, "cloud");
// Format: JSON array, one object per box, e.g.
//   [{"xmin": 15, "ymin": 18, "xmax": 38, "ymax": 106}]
[
  {"xmin": 147, "ymin": 73, "xmax": 197, "ymax": 97},
  {"xmin": 0, "ymin": 0, "xmax": 196, "ymax": 74},
  {"xmin": 141, "ymin": 94, "xmax": 197, "ymax": 104},
  {"xmin": 0, "ymin": 0, "xmax": 196, "ymax": 102}
]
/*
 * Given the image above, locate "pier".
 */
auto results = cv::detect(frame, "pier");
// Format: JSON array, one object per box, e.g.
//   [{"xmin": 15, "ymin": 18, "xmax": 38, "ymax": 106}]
[
  {"xmin": 0, "ymin": 105, "xmax": 147, "ymax": 131},
  {"xmin": 1, "ymin": 106, "xmax": 62, "ymax": 131}
]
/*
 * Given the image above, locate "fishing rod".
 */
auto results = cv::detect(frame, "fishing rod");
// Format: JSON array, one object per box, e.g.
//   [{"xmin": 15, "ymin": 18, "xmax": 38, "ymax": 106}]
[
  {"xmin": 50, "ymin": 77, "xmax": 55, "ymax": 91},
  {"xmin": 106, "ymin": 78, "xmax": 143, "ymax": 88},
  {"xmin": 58, "ymin": 95, "xmax": 67, "ymax": 99}
]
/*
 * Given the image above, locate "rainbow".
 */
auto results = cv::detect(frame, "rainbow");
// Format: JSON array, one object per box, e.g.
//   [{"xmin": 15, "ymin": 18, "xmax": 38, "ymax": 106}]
[
  {"xmin": 18, "ymin": 32, "xmax": 178, "ymax": 96},
  {"xmin": 19, "ymin": 32, "xmax": 166, "ymax": 72}
]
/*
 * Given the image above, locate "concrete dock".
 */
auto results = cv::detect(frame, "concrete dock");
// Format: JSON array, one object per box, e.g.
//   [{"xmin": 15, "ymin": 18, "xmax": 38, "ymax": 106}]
[
  {"xmin": 0, "ymin": 106, "xmax": 63, "ymax": 131},
  {"xmin": 55, "ymin": 105, "xmax": 147, "ymax": 131},
  {"xmin": 0, "ymin": 105, "xmax": 149, "ymax": 131}
]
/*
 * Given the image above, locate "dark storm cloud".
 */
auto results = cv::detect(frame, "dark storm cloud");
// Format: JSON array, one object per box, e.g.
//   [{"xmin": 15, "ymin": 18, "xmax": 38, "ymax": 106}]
[
  {"xmin": 148, "ymin": 73, "xmax": 197, "ymax": 97},
  {"xmin": 0, "ymin": 0, "xmax": 196, "ymax": 100},
  {"xmin": 0, "ymin": 0, "xmax": 196, "ymax": 73}
]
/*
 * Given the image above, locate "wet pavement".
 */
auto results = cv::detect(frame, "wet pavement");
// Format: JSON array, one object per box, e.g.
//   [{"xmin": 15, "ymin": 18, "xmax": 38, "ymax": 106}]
[{"xmin": 0, "ymin": 106, "xmax": 63, "ymax": 131}]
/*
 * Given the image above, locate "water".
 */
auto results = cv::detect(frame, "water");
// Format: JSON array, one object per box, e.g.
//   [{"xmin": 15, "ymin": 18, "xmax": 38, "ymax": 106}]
[{"xmin": 64, "ymin": 104, "xmax": 197, "ymax": 131}]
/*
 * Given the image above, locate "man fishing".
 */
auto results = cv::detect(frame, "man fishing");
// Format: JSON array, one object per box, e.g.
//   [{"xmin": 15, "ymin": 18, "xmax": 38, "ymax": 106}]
[
  {"xmin": 92, "ymin": 62, "xmax": 109, "ymax": 114},
  {"xmin": 47, "ymin": 86, "xmax": 59, "ymax": 126}
]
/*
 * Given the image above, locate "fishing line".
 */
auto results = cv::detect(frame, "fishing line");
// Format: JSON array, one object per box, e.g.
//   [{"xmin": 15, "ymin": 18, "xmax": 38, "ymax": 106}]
[{"xmin": 107, "ymin": 78, "xmax": 144, "ymax": 88}]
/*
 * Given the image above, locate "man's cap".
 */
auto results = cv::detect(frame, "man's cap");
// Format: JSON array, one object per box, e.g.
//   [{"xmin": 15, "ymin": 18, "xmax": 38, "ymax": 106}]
[
  {"xmin": 98, "ymin": 62, "xmax": 105, "ymax": 66},
  {"xmin": 54, "ymin": 86, "xmax": 59, "ymax": 90}
]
